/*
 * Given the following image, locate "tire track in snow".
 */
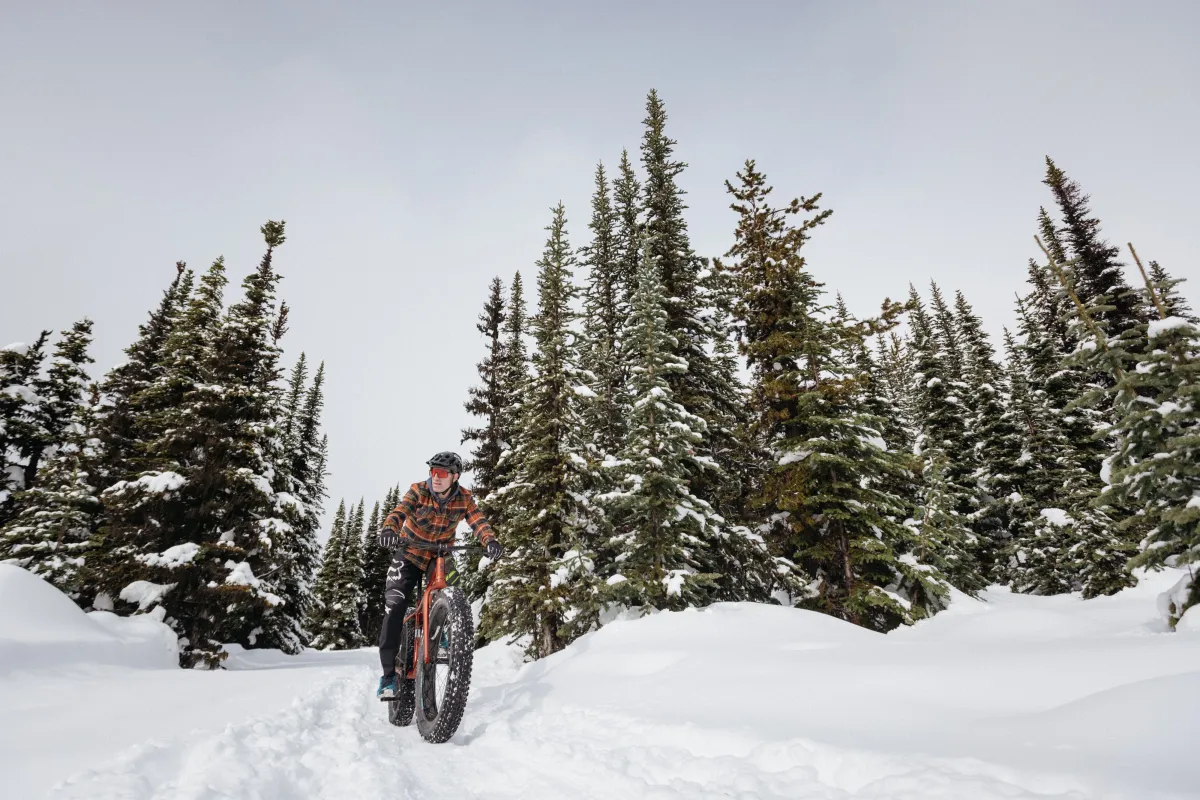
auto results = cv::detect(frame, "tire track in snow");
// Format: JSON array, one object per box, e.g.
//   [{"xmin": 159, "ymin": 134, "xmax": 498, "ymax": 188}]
[{"xmin": 51, "ymin": 658, "xmax": 1155, "ymax": 800}]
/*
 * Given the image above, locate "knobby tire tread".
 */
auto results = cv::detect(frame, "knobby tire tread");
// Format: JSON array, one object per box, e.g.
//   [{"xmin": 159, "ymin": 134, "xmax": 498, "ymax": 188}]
[
  {"xmin": 415, "ymin": 587, "xmax": 474, "ymax": 743},
  {"xmin": 388, "ymin": 619, "xmax": 416, "ymax": 727}
]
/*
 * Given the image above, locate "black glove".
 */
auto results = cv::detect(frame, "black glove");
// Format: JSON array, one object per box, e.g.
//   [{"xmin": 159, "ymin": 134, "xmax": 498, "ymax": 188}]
[
  {"xmin": 378, "ymin": 528, "xmax": 400, "ymax": 549},
  {"xmin": 485, "ymin": 539, "xmax": 504, "ymax": 560}
]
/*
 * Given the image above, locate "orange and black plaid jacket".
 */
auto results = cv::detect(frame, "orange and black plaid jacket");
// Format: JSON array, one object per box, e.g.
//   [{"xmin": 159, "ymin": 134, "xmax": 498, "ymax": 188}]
[{"xmin": 381, "ymin": 480, "xmax": 497, "ymax": 570}]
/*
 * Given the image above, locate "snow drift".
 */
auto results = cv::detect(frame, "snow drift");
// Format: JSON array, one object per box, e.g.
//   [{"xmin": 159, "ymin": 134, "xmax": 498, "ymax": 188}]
[{"xmin": 0, "ymin": 563, "xmax": 178, "ymax": 673}]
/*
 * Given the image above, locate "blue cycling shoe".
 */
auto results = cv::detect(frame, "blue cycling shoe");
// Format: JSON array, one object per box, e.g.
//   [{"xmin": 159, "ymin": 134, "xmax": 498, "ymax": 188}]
[{"xmin": 377, "ymin": 674, "xmax": 398, "ymax": 700}]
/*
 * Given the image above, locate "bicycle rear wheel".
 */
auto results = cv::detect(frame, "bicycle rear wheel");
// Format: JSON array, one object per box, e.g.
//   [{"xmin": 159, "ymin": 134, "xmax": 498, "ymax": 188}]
[
  {"xmin": 387, "ymin": 618, "xmax": 416, "ymax": 727},
  {"xmin": 414, "ymin": 586, "xmax": 474, "ymax": 743}
]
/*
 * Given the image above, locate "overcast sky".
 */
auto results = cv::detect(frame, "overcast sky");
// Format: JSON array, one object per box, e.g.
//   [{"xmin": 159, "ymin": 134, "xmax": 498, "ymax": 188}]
[{"xmin": 2, "ymin": 1, "xmax": 1197, "ymax": 535}]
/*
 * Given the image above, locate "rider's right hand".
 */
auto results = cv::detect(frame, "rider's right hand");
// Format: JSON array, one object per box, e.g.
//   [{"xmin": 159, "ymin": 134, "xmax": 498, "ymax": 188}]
[{"xmin": 378, "ymin": 528, "xmax": 400, "ymax": 549}]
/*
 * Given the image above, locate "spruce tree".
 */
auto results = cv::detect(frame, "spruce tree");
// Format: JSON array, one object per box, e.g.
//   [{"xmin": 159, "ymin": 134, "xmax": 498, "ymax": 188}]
[
  {"xmin": 912, "ymin": 453, "xmax": 981, "ymax": 590},
  {"xmin": 638, "ymin": 89, "xmax": 731, "ymax": 515},
  {"xmin": 0, "ymin": 323, "xmax": 100, "ymax": 597},
  {"xmin": 2, "ymin": 334, "xmax": 50, "ymax": 505},
  {"xmin": 17, "ymin": 320, "xmax": 95, "ymax": 495},
  {"xmin": 310, "ymin": 500, "xmax": 351, "ymax": 649},
  {"xmin": 1000, "ymin": 323, "xmax": 1081, "ymax": 594},
  {"xmin": 90, "ymin": 256, "xmax": 230, "ymax": 661},
  {"xmin": 462, "ymin": 277, "xmax": 508, "ymax": 497},
  {"xmin": 490, "ymin": 271, "xmax": 529, "ymax": 499},
  {"xmin": 1043, "ymin": 158, "xmax": 1147, "ymax": 343},
  {"xmin": 877, "ymin": 332, "xmax": 918, "ymax": 431},
  {"xmin": 612, "ymin": 148, "xmax": 643, "ymax": 317},
  {"xmin": 94, "ymin": 224, "xmax": 296, "ymax": 665},
  {"xmin": 604, "ymin": 234, "xmax": 728, "ymax": 610},
  {"xmin": 1, "ymin": 332, "xmax": 50, "ymax": 523},
  {"xmin": 473, "ymin": 273, "xmax": 528, "ymax": 609},
  {"xmin": 713, "ymin": 159, "xmax": 829, "ymax": 600},
  {"xmin": 334, "ymin": 500, "xmax": 366, "ymax": 646},
  {"xmin": 277, "ymin": 353, "xmax": 309, "ymax": 476},
  {"xmin": 359, "ymin": 500, "xmax": 386, "ymax": 638},
  {"xmin": 907, "ymin": 286, "xmax": 984, "ymax": 593},
  {"xmin": 717, "ymin": 160, "xmax": 947, "ymax": 628},
  {"xmin": 578, "ymin": 162, "xmax": 627, "ymax": 464},
  {"xmin": 1043, "ymin": 243, "xmax": 1138, "ymax": 597},
  {"xmin": 480, "ymin": 204, "xmax": 603, "ymax": 657},
  {"xmin": 1110, "ymin": 301, "xmax": 1200, "ymax": 623},
  {"xmin": 92, "ymin": 264, "xmax": 193, "ymax": 492},
  {"xmin": 262, "ymin": 356, "xmax": 326, "ymax": 652},
  {"xmin": 955, "ymin": 290, "xmax": 1018, "ymax": 580},
  {"xmin": 1147, "ymin": 261, "xmax": 1197, "ymax": 322},
  {"xmin": 929, "ymin": 282, "xmax": 966, "ymax": 383}
]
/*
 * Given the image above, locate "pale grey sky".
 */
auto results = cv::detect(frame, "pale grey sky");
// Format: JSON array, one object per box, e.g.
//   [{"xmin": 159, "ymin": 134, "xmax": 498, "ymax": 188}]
[{"xmin": 2, "ymin": 1, "xmax": 1197, "ymax": 535}]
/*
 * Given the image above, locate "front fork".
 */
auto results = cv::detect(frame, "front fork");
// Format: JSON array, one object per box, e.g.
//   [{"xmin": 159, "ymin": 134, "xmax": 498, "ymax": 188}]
[{"xmin": 405, "ymin": 555, "xmax": 449, "ymax": 679}]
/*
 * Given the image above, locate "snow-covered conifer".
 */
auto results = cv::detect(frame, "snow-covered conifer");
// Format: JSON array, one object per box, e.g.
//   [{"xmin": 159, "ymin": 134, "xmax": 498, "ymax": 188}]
[
  {"xmin": 480, "ymin": 204, "xmax": 603, "ymax": 656},
  {"xmin": 462, "ymin": 277, "xmax": 508, "ymax": 498}
]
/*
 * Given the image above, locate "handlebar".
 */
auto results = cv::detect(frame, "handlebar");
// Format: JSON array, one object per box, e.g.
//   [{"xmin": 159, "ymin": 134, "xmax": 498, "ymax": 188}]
[{"xmin": 390, "ymin": 536, "xmax": 478, "ymax": 553}]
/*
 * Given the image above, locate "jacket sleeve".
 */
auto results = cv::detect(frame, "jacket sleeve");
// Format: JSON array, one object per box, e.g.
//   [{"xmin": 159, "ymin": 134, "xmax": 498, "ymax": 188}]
[
  {"xmin": 463, "ymin": 494, "xmax": 497, "ymax": 547},
  {"xmin": 381, "ymin": 486, "xmax": 420, "ymax": 540}
]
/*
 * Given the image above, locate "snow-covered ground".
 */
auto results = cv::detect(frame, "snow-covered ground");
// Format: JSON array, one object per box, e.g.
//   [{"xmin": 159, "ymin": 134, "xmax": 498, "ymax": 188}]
[{"xmin": 3, "ymin": 563, "xmax": 1199, "ymax": 799}]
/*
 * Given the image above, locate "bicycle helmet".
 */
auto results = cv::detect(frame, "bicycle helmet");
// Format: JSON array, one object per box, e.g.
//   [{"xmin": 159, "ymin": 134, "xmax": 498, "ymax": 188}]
[{"xmin": 426, "ymin": 451, "xmax": 464, "ymax": 474}]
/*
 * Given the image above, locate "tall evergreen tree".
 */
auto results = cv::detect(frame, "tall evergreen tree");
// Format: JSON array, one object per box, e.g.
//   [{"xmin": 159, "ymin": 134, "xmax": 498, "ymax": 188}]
[
  {"xmin": 907, "ymin": 287, "xmax": 985, "ymax": 593},
  {"xmin": 1146, "ymin": 260, "xmax": 1196, "ymax": 322},
  {"xmin": 713, "ymin": 159, "xmax": 831, "ymax": 600},
  {"xmin": 262, "ymin": 357, "xmax": 326, "ymax": 652},
  {"xmin": 717, "ymin": 160, "xmax": 947, "ymax": 628},
  {"xmin": 1108, "ymin": 296, "xmax": 1200, "ymax": 623},
  {"xmin": 490, "ymin": 271, "xmax": 529, "ymax": 499},
  {"xmin": 1, "ymin": 333, "xmax": 51, "ymax": 518},
  {"xmin": 638, "ymin": 89, "xmax": 732, "ymax": 514},
  {"xmin": 17, "ymin": 320, "xmax": 95, "ymax": 494},
  {"xmin": 604, "ymin": 234, "xmax": 729, "ymax": 610},
  {"xmin": 578, "ymin": 162, "xmax": 627, "ymax": 464},
  {"xmin": 0, "ymin": 322, "xmax": 99, "ymax": 596},
  {"xmin": 612, "ymin": 148, "xmax": 643, "ymax": 317},
  {"xmin": 90, "ymin": 255, "xmax": 231, "ymax": 661},
  {"xmin": 928, "ymin": 282, "xmax": 966, "ymax": 383},
  {"xmin": 462, "ymin": 277, "xmax": 508, "ymax": 497},
  {"xmin": 1043, "ymin": 243, "xmax": 1138, "ymax": 597},
  {"xmin": 94, "ymin": 224, "xmax": 295, "ymax": 665},
  {"xmin": 955, "ymin": 290, "xmax": 1018, "ymax": 580},
  {"xmin": 480, "ymin": 204, "xmax": 603, "ymax": 657},
  {"xmin": 1043, "ymin": 158, "xmax": 1147, "ymax": 343},
  {"xmin": 359, "ymin": 500, "xmax": 385, "ymax": 637},
  {"xmin": 92, "ymin": 263, "xmax": 194, "ymax": 491},
  {"xmin": 334, "ymin": 499, "xmax": 366, "ymax": 646},
  {"xmin": 310, "ymin": 500, "xmax": 355, "ymax": 649}
]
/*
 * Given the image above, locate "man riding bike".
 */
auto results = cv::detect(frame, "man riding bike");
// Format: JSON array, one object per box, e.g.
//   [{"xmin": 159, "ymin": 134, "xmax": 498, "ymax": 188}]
[{"xmin": 375, "ymin": 451, "xmax": 503, "ymax": 699}]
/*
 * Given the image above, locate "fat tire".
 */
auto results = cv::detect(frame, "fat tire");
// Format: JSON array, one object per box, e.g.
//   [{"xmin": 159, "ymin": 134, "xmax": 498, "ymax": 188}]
[
  {"xmin": 387, "ymin": 618, "xmax": 416, "ymax": 727},
  {"xmin": 414, "ymin": 587, "xmax": 474, "ymax": 743}
]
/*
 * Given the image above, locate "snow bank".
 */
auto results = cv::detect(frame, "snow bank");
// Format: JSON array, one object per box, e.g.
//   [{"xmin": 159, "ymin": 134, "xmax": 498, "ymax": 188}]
[
  {"xmin": 10, "ymin": 568, "xmax": 1200, "ymax": 799},
  {"xmin": 0, "ymin": 564, "xmax": 177, "ymax": 674}
]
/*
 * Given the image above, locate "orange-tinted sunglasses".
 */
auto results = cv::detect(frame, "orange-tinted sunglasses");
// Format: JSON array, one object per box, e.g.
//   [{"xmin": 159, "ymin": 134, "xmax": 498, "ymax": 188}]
[{"xmin": 430, "ymin": 467, "xmax": 453, "ymax": 479}]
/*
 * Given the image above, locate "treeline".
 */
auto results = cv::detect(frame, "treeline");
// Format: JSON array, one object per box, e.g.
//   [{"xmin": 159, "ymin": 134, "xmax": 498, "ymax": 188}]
[
  {"xmin": 0, "ymin": 223, "xmax": 331, "ymax": 667},
  {"xmin": 440, "ymin": 90, "xmax": 1196, "ymax": 658}
]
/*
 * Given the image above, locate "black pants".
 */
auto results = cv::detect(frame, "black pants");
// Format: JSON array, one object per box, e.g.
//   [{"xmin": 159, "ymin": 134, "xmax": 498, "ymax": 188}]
[{"xmin": 378, "ymin": 555, "xmax": 424, "ymax": 675}]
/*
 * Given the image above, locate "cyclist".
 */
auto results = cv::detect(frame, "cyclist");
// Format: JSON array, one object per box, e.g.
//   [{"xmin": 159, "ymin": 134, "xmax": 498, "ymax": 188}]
[{"xmin": 375, "ymin": 451, "xmax": 503, "ymax": 699}]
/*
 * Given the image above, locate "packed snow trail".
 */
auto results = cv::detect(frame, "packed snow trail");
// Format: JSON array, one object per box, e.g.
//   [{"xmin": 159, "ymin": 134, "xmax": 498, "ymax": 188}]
[{"xmin": 3, "ymin": 565, "xmax": 1199, "ymax": 799}]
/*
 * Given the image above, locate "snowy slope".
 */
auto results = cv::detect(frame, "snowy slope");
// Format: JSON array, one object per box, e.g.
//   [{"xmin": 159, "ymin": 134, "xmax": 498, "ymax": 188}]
[{"xmin": 3, "ymin": 565, "xmax": 1199, "ymax": 799}]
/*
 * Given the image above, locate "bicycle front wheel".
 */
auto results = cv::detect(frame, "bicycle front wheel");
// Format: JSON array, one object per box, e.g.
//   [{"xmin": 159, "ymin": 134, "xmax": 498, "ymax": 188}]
[{"xmin": 414, "ymin": 586, "xmax": 474, "ymax": 743}]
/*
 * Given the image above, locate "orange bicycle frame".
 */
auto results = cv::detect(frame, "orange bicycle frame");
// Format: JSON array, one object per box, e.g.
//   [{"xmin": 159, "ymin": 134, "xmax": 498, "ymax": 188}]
[{"xmin": 402, "ymin": 553, "xmax": 449, "ymax": 680}]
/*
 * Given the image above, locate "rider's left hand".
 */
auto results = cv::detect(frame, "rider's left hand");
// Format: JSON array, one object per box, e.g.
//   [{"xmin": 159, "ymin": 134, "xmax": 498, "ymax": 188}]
[{"xmin": 485, "ymin": 539, "xmax": 504, "ymax": 560}]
